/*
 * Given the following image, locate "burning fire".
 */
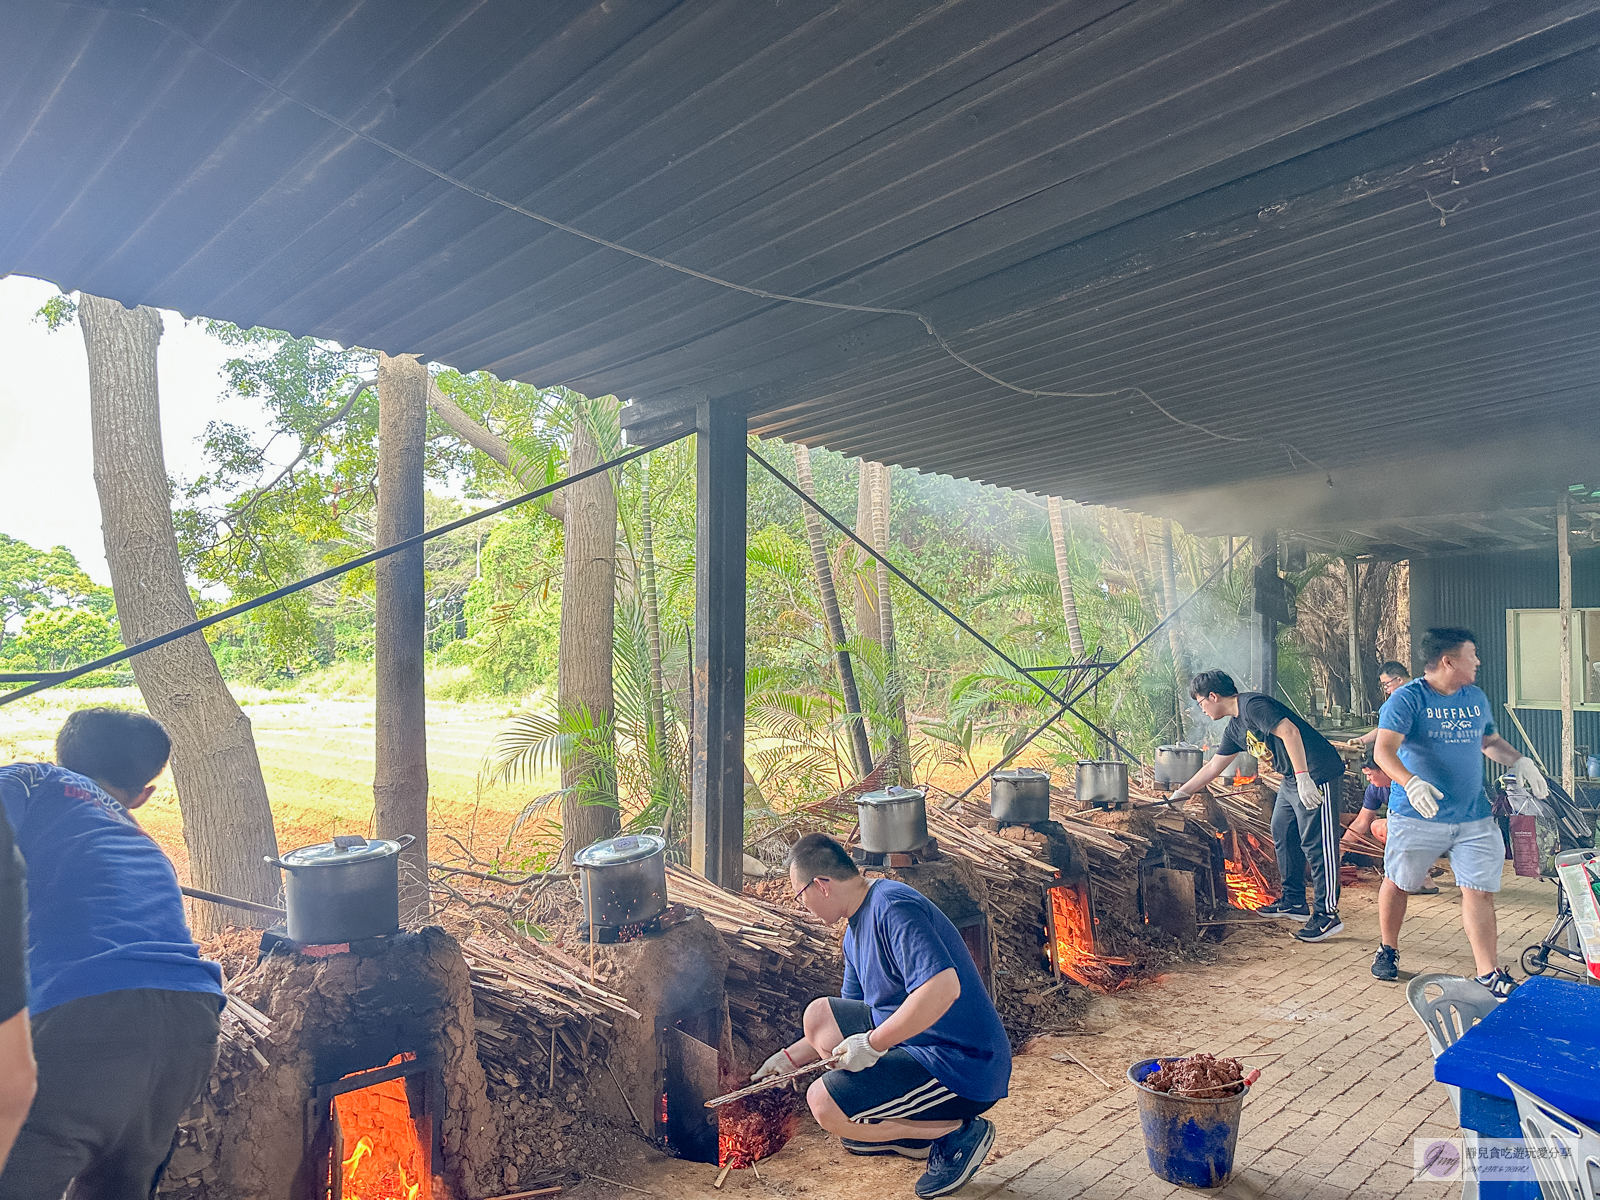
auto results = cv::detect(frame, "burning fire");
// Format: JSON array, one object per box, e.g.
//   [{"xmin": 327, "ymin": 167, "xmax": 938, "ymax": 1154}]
[
  {"xmin": 334, "ymin": 1055, "xmax": 428, "ymax": 1200},
  {"xmin": 1047, "ymin": 883, "xmax": 1134, "ymax": 991},
  {"xmin": 718, "ymin": 1087, "xmax": 798, "ymax": 1169},
  {"xmin": 1222, "ymin": 831, "xmax": 1277, "ymax": 911}
]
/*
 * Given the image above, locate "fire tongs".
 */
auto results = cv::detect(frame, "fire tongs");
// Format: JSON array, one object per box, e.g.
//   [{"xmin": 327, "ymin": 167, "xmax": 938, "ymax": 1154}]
[{"xmin": 703, "ymin": 1054, "xmax": 843, "ymax": 1108}]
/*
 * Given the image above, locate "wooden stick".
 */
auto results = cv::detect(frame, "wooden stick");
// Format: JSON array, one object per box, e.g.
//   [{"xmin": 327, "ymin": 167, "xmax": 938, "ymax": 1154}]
[
  {"xmin": 1052, "ymin": 1050, "xmax": 1112, "ymax": 1089},
  {"xmin": 484, "ymin": 1188, "xmax": 563, "ymax": 1200},
  {"xmin": 588, "ymin": 1174, "xmax": 653, "ymax": 1195},
  {"xmin": 750, "ymin": 1159, "xmax": 763, "ymax": 1182},
  {"xmin": 713, "ymin": 1166, "xmax": 732, "ymax": 1189},
  {"xmin": 704, "ymin": 1055, "xmax": 841, "ymax": 1107},
  {"xmin": 606, "ymin": 1059, "xmax": 644, "ymax": 1134},
  {"xmin": 549, "ymin": 1028, "xmax": 558, "ymax": 1092}
]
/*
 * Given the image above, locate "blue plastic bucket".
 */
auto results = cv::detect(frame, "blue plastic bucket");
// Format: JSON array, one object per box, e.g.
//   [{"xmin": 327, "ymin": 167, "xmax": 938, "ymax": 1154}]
[{"xmin": 1127, "ymin": 1058, "xmax": 1249, "ymax": 1189}]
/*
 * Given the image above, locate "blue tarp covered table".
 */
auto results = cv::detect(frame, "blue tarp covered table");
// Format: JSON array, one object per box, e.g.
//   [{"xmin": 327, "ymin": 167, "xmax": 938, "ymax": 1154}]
[{"xmin": 1434, "ymin": 975, "xmax": 1600, "ymax": 1199}]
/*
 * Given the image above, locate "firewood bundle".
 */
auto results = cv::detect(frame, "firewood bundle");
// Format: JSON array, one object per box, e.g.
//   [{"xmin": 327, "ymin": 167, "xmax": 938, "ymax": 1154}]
[
  {"xmin": 464, "ymin": 934, "xmax": 640, "ymax": 1097},
  {"xmin": 664, "ymin": 864, "xmax": 843, "ymax": 1062}
]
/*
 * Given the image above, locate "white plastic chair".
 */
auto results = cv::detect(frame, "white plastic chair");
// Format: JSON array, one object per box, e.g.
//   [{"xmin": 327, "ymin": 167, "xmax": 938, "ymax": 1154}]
[
  {"xmin": 1409, "ymin": 974, "xmax": 1499, "ymax": 1200},
  {"xmin": 1498, "ymin": 1072, "xmax": 1600, "ymax": 1200}
]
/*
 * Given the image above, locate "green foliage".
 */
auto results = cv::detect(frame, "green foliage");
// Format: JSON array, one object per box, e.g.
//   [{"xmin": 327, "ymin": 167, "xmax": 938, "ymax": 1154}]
[
  {"xmin": 0, "ymin": 535, "xmax": 121, "ymax": 684},
  {"xmin": 33, "ymin": 292, "xmax": 76, "ymax": 332}
]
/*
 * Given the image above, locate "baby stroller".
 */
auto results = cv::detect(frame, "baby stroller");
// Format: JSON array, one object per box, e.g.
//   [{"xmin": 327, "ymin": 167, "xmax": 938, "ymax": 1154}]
[{"xmin": 1521, "ymin": 847, "xmax": 1600, "ymax": 982}]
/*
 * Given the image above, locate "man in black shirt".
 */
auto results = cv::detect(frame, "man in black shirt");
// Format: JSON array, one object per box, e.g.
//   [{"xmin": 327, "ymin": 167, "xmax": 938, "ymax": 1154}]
[
  {"xmin": 0, "ymin": 810, "xmax": 35, "ymax": 1173},
  {"xmin": 1169, "ymin": 670, "xmax": 1347, "ymax": 942}
]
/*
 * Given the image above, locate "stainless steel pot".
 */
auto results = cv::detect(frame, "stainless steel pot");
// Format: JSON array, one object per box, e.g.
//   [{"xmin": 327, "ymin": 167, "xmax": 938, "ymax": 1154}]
[
  {"xmin": 990, "ymin": 768, "xmax": 1051, "ymax": 825},
  {"xmin": 265, "ymin": 833, "xmax": 414, "ymax": 945},
  {"xmin": 857, "ymin": 786, "xmax": 929, "ymax": 853},
  {"xmin": 1154, "ymin": 743, "xmax": 1206, "ymax": 789},
  {"xmin": 1222, "ymin": 751, "xmax": 1259, "ymax": 782},
  {"xmin": 1076, "ymin": 760, "xmax": 1129, "ymax": 809},
  {"xmin": 574, "ymin": 830, "xmax": 668, "ymax": 928}
]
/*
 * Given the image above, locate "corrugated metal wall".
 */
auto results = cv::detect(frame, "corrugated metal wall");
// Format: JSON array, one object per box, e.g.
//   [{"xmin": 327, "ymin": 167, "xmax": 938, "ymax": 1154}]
[{"xmin": 1410, "ymin": 548, "xmax": 1600, "ymax": 779}]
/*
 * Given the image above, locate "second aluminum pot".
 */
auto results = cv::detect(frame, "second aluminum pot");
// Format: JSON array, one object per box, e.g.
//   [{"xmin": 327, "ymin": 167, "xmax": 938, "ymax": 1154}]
[
  {"xmin": 990, "ymin": 768, "xmax": 1051, "ymax": 824},
  {"xmin": 574, "ymin": 830, "xmax": 668, "ymax": 928},
  {"xmin": 1076, "ymin": 760, "xmax": 1129, "ymax": 809},
  {"xmin": 1154, "ymin": 743, "xmax": 1206, "ymax": 788},
  {"xmin": 857, "ymin": 786, "xmax": 929, "ymax": 853},
  {"xmin": 265, "ymin": 833, "xmax": 414, "ymax": 945}
]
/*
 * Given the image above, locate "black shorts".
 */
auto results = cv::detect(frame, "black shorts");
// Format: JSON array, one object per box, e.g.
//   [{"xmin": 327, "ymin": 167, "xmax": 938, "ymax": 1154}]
[{"xmin": 822, "ymin": 998, "xmax": 995, "ymax": 1125}]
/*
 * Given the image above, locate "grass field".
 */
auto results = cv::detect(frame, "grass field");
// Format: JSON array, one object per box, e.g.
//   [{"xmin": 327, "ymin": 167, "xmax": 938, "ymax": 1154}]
[{"xmin": 0, "ymin": 686, "xmax": 563, "ymax": 884}]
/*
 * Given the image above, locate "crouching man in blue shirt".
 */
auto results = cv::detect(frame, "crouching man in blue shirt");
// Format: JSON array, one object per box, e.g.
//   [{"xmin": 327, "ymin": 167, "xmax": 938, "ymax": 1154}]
[
  {"xmin": 753, "ymin": 833, "xmax": 1010, "ymax": 1199},
  {"xmin": 1370, "ymin": 627, "xmax": 1547, "ymax": 996},
  {"xmin": 0, "ymin": 708, "xmax": 222, "ymax": 1200}
]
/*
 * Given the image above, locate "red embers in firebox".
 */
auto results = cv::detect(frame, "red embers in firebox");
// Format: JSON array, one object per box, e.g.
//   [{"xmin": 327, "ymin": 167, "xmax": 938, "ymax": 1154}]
[{"xmin": 334, "ymin": 1054, "xmax": 429, "ymax": 1200}]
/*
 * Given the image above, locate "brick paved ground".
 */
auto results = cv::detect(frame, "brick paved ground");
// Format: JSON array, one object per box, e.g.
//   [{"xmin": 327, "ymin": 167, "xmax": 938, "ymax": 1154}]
[{"xmin": 966, "ymin": 865, "xmax": 1560, "ymax": 1200}]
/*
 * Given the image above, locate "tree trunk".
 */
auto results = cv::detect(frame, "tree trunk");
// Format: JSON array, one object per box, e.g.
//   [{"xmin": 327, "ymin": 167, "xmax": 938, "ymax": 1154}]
[
  {"xmin": 425, "ymin": 379, "xmax": 566, "ymax": 522},
  {"xmin": 640, "ymin": 456, "xmax": 668, "ymax": 750},
  {"xmin": 79, "ymin": 293, "xmax": 281, "ymax": 936},
  {"xmin": 1156, "ymin": 518, "xmax": 1185, "ymax": 681},
  {"xmin": 374, "ymin": 353, "xmax": 430, "ymax": 920},
  {"xmin": 871, "ymin": 464, "xmax": 911, "ymax": 784},
  {"xmin": 1046, "ymin": 497, "xmax": 1086, "ymax": 657},
  {"xmin": 794, "ymin": 445, "xmax": 872, "ymax": 779},
  {"xmin": 559, "ymin": 401, "xmax": 620, "ymax": 861}
]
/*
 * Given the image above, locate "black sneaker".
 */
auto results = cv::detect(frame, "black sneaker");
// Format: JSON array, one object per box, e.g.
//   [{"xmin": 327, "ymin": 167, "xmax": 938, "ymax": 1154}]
[
  {"xmin": 1475, "ymin": 968, "xmax": 1519, "ymax": 999},
  {"xmin": 914, "ymin": 1117, "xmax": 995, "ymax": 1198},
  {"xmin": 1371, "ymin": 944, "xmax": 1399, "ymax": 981},
  {"xmin": 842, "ymin": 1136, "xmax": 934, "ymax": 1159},
  {"xmin": 1259, "ymin": 897, "xmax": 1310, "ymax": 917},
  {"xmin": 1294, "ymin": 912, "xmax": 1344, "ymax": 942}
]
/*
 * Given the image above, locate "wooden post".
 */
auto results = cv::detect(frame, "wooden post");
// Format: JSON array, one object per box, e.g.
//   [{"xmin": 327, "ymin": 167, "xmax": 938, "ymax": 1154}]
[
  {"xmin": 1345, "ymin": 557, "xmax": 1366, "ymax": 717},
  {"xmin": 1558, "ymin": 490, "xmax": 1575, "ymax": 798},
  {"xmin": 693, "ymin": 402, "xmax": 746, "ymax": 891},
  {"xmin": 374, "ymin": 352, "xmax": 430, "ymax": 920}
]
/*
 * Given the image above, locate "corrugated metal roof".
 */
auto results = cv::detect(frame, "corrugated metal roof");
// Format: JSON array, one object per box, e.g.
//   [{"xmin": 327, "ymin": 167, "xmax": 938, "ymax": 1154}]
[{"xmin": 3, "ymin": 0, "xmax": 1599, "ymax": 527}]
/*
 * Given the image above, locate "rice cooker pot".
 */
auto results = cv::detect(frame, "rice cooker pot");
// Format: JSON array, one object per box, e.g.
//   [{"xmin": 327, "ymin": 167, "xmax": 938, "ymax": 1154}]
[
  {"xmin": 265, "ymin": 833, "xmax": 414, "ymax": 945},
  {"xmin": 1154, "ymin": 743, "xmax": 1206, "ymax": 788},
  {"xmin": 1075, "ymin": 760, "xmax": 1130, "ymax": 809},
  {"xmin": 574, "ymin": 831, "xmax": 669, "ymax": 929},
  {"xmin": 856, "ymin": 787, "xmax": 929, "ymax": 854}
]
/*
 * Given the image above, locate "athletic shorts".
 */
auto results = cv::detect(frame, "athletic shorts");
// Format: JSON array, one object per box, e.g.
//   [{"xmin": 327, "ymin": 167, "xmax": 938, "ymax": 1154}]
[
  {"xmin": 822, "ymin": 998, "xmax": 994, "ymax": 1124},
  {"xmin": 1384, "ymin": 814, "xmax": 1505, "ymax": 893}
]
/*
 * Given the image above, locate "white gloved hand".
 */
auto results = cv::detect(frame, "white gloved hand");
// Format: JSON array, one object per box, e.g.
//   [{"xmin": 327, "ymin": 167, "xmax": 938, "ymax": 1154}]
[
  {"xmin": 834, "ymin": 1032, "xmax": 885, "ymax": 1073},
  {"xmin": 1403, "ymin": 775, "xmax": 1443, "ymax": 819},
  {"xmin": 752, "ymin": 1048, "xmax": 796, "ymax": 1081},
  {"xmin": 1512, "ymin": 756, "xmax": 1549, "ymax": 800},
  {"xmin": 1295, "ymin": 772, "xmax": 1323, "ymax": 811}
]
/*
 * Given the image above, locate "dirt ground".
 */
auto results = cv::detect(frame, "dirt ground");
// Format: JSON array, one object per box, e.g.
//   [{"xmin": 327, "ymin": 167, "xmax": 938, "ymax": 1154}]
[{"xmin": 542, "ymin": 912, "xmax": 1309, "ymax": 1200}]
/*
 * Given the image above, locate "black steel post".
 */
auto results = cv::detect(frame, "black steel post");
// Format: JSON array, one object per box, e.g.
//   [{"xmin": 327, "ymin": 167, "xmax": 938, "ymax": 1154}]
[
  {"xmin": 693, "ymin": 402, "xmax": 746, "ymax": 890},
  {"xmin": 1251, "ymin": 532, "xmax": 1279, "ymax": 699}
]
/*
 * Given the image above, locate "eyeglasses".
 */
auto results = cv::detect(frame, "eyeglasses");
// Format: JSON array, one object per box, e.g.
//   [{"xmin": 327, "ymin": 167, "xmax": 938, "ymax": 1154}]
[{"xmin": 794, "ymin": 876, "xmax": 828, "ymax": 904}]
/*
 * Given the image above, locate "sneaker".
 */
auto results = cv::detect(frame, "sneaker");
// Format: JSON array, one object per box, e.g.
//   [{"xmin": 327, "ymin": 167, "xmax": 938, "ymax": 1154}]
[
  {"xmin": 1475, "ymin": 968, "xmax": 1519, "ymax": 999},
  {"xmin": 842, "ymin": 1136, "xmax": 933, "ymax": 1159},
  {"xmin": 1294, "ymin": 912, "xmax": 1345, "ymax": 942},
  {"xmin": 1258, "ymin": 896, "xmax": 1310, "ymax": 917},
  {"xmin": 1371, "ymin": 944, "xmax": 1399, "ymax": 981},
  {"xmin": 915, "ymin": 1117, "xmax": 996, "ymax": 1198}
]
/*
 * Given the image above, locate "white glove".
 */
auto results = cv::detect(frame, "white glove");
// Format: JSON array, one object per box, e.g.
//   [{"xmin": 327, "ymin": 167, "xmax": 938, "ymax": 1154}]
[
  {"xmin": 1512, "ymin": 756, "xmax": 1549, "ymax": 800},
  {"xmin": 834, "ymin": 1032, "xmax": 885, "ymax": 1073},
  {"xmin": 752, "ymin": 1049, "xmax": 796, "ymax": 1081},
  {"xmin": 1403, "ymin": 775, "xmax": 1443, "ymax": 819},
  {"xmin": 1295, "ymin": 772, "xmax": 1322, "ymax": 811}
]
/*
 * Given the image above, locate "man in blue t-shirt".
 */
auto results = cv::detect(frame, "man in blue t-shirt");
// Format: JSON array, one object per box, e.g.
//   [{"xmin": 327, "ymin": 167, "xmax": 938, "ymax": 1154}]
[
  {"xmin": 1370, "ymin": 628, "xmax": 1547, "ymax": 996},
  {"xmin": 752, "ymin": 834, "xmax": 1009, "ymax": 1199},
  {"xmin": 0, "ymin": 708, "xmax": 222, "ymax": 1200}
]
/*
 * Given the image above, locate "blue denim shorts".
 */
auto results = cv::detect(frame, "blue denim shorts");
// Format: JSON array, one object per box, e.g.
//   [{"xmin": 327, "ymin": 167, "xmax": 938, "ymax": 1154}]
[{"xmin": 1384, "ymin": 814, "xmax": 1505, "ymax": 893}]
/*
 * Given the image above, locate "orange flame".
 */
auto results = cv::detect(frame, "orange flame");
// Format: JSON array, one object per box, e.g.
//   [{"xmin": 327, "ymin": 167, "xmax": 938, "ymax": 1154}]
[
  {"xmin": 1047, "ymin": 883, "xmax": 1134, "ymax": 992},
  {"xmin": 334, "ymin": 1055, "xmax": 429, "ymax": 1200},
  {"xmin": 1221, "ymin": 831, "xmax": 1277, "ymax": 910}
]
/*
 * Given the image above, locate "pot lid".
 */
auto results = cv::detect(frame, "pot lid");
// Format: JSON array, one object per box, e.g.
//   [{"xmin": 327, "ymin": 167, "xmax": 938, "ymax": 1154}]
[
  {"xmin": 992, "ymin": 768, "xmax": 1049, "ymax": 782},
  {"xmin": 857, "ymin": 786, "xmax": 926, "ymax": 807},
  {"xmin": 1075, "ymin": 759, "xmax": 1126, "ymax": 769},
  {"xmin": 574, "ymin": 833, "xmax": 666, "ymax": 867},
  {"xmin": 280, "ymin": 835, "xmax": 400, "ymax": 867},
  {"xmin": 1157, "ymin": 743, "xmax": 1205, "ymax": 753}
]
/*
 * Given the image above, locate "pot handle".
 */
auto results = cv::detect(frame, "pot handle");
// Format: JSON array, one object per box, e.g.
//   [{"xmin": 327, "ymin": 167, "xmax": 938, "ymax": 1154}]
[
  {"xmin": 642, "ymin": 826, "xmax": 664, "ymax": 838},
  {"xmin": 264, "ymin": 856, "xmax": 294, "ymax": 873},
  {"xmin": 395, "ymin": 834, "xmax": 416, "ymax": 849}
]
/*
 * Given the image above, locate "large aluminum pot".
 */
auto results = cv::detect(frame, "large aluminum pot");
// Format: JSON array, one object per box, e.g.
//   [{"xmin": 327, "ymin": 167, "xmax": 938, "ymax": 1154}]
[
  {"xmin": 1154, "ymin": 743, "xmax": 1206, "ymax": 789},
  {"xmin": 990, "ymin": 768, "xmax": 1051, "ymax": 825},
  {"xmin": 1076, "ymin": 760, "xmax": 1129, "ymax": 809},
  {"xmin": 574, "ymin": 830, "xmax": 668, "ymax": 928},
  {"xmin": 857, "ymin": 786, "xmax": 929, "ymax": 854},
  {"xmin": 265, "ymin": 833, "xmax": 414, "ymax": 945}
]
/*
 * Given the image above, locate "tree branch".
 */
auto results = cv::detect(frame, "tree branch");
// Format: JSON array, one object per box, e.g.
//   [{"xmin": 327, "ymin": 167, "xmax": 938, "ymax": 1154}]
[{"xmin": 426, "ymin": 378, "xmax": 566, "ymax": 523}]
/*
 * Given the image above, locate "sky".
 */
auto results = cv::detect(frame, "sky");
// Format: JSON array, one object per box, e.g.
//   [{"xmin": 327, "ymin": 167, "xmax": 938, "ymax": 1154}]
[{"xmin": 0, "ymin": 274, "xmax": 273, "ymax": 585}]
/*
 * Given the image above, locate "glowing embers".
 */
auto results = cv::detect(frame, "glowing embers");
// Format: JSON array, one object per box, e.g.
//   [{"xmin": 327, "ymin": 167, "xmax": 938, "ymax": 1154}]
[
  {"xmin": 1045, "ymin": 881, "xmax": 1134, "ymax": 992},
  {"xmin": 717, "ymin": 1087, "xmax": 800, "ymax": 1169},
  {"xmin": 1220, "ymin": 830, "xmax": 1278, "ymax": 911},
  {"xmin": 333, "ymin": 1055, "xmax": 430, "ymax": 1200}
]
